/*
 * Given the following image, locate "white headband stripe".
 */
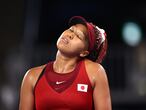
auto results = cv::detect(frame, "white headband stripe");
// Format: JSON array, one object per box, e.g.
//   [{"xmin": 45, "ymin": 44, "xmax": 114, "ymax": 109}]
[{"xmin": 96, "ymin": 26, "xmax": 105, "ymax": 43}]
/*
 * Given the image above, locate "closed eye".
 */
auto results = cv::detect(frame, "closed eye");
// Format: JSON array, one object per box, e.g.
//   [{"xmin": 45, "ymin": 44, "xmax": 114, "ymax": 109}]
[
  {"xmin": 76, "ymin": 34, "xmax": 82, "ymax": 40},
  {"xmin": 69, "ymin": 27, "xmax": 83, "ymax": 40},
  {"xmin": 68, "ymin": 28, "xmax": 80, "ymax": 38}
]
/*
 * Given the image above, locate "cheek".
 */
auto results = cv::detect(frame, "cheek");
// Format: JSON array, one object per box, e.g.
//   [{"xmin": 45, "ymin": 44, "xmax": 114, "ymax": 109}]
[
  {"xmin": 72, "ymin": 40, "xmax": 87, "ymax": 51},
  {"xmin": 56, "ymin": 37, "xmax": 61, "ymax": 46},
  {"xmin": 56, "ymin": 33, "xmax": 64, "ymax": 45}
]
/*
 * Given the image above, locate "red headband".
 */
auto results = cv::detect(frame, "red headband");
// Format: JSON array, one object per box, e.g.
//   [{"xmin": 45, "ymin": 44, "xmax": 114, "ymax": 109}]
[{"xmin": 86, "ymin": 23, "xmax": 96, "ymax": 51}]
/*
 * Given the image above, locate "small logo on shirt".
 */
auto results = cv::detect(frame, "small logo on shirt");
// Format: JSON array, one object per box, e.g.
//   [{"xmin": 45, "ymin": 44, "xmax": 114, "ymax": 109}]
[
  {"xmin": 77, "ymin": 84, "xmax": 88, "ymax": 92},
  {"xmin": 56, "ymin": 81, "xmax": 65, "ymax": 85}
]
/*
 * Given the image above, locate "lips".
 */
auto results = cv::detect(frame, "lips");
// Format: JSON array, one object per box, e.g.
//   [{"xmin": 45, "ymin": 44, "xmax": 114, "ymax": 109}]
[{"xmin": 61, "ymin": 37, "xmax": 69, "ymax": 44}]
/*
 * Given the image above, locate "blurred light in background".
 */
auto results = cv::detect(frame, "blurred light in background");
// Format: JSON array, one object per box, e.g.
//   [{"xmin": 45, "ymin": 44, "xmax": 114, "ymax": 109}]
[
  {"xmin": 1, "ymin": 85, "xmax": 16, "ymax": 110},
  {"xmin": 122, "ymin": 22, "xmax": 142, "ymax": 46}
]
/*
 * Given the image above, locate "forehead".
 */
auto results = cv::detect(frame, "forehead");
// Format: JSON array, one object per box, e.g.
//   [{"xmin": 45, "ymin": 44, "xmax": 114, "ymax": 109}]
[
  {"xmin": 73, "ymin": 24, "xmax": 88, "ymax": 36},
  {"xmin": 72, "ymin": 24, "xmax": 87, "ymax": 36}
]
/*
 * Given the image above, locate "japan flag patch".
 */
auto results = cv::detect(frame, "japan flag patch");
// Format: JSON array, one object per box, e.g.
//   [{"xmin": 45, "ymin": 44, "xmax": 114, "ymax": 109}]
[{"xmin": 77, "ymin": 84, "xmax": 88, "ymax": 92}]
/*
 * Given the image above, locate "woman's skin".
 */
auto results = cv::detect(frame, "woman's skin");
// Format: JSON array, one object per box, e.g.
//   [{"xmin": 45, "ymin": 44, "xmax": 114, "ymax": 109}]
[{"xmin": 19, "ymin": 24, "xmax": 111, "ymax": 110}]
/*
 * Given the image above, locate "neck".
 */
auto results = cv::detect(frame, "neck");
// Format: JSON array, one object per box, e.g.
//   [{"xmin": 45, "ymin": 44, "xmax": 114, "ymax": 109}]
[{"xmin": 53, "ymin": 51, "xmax": 80, "ymax": 73}]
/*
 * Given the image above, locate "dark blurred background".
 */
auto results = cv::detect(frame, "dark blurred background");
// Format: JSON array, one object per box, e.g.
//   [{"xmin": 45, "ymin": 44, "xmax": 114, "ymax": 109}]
[{"xmin": 0, "ymin": 0, "xmax": 146, "ymax": 110}]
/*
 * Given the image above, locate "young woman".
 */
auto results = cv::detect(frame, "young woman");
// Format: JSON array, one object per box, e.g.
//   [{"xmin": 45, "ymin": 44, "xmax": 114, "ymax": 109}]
[{"xmin": 19, "ymin": 16, "xmax": 112, "ymax": 110}]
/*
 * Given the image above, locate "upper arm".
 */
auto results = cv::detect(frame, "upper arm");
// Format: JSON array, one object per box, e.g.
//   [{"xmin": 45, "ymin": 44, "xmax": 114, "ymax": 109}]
[
  {"xmin": 19, "ymin": 69, "xmax": 35, "ymax": 110},
  {"xmin": 93, "ymin": 65, "xmax": 112, "ymax": 110}
]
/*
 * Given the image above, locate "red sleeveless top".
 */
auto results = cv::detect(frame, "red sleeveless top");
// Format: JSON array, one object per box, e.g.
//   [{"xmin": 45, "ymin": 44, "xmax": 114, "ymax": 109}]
[{"xmin": 34, "ymin": 60, "xmax": 94, "ymax": 110}]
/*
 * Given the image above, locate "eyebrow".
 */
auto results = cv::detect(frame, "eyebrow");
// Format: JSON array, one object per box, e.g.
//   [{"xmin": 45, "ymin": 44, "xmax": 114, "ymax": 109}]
[
  {"xmin": 76, "ymin": 30, "xmax": 84, "ymax": 37},
  {"xmin": 73, "ymin": 26, "xmax": 86, "ymax": 39}
]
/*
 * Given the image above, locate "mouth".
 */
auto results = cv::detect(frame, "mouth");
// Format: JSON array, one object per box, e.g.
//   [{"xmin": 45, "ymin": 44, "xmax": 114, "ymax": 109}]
[{"xmin": 61, "ymin": 37, "xmax": 69, "ymax": 44}]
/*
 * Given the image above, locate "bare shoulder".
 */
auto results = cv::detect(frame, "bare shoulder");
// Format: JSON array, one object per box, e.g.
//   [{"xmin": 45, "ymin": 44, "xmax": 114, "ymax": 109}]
[
  {"xmin": 85, "ymin": 59, "xmax": 106, "ymax": 75},
  {"xmin": 84, "ymin": 59, "xmax": 108, "ymax": 87},
  {"xmin": 22, "ymin": 64, "xmax": 46, "ymax": 88}
]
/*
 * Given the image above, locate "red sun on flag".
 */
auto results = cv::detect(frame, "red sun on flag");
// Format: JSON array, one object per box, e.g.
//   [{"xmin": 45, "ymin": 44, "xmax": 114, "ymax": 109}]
[
  {"xmin": 81, "ymin": 86, "xmax": 85, "ymax": 90},
  {"xmin": 77, "ymin": 84, "xmax": 88, "ymax": 92}
]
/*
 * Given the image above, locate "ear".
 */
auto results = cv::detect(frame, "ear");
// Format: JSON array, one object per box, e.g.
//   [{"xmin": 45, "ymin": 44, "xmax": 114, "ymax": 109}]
[{"xmin": 79, "ymin": 50, "xmax": 89, "ymax": 57}]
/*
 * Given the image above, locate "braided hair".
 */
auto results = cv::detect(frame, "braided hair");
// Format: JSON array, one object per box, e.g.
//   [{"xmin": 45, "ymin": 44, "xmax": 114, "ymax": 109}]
[{"xmin": 86, "ymin": 24, "xmax": 108, "ymax": 63}]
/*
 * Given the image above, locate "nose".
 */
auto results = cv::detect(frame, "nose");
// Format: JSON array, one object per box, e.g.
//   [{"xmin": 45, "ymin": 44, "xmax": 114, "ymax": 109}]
[{"xmin": 68, "ymin": 33, "xmax": 74, "ymax": 40}]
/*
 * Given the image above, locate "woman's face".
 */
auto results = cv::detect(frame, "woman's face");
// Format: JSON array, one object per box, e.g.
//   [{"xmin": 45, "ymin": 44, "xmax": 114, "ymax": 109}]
[{"xmin": 57, "ymin": 24, "xmax": 89, "ymax": 57}]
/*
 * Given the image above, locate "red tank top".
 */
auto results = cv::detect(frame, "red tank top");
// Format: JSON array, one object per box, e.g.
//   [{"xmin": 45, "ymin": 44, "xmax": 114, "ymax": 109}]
[{"xmin": 34, "ymin": 60, "xmax": 94, "ymax": 110}]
